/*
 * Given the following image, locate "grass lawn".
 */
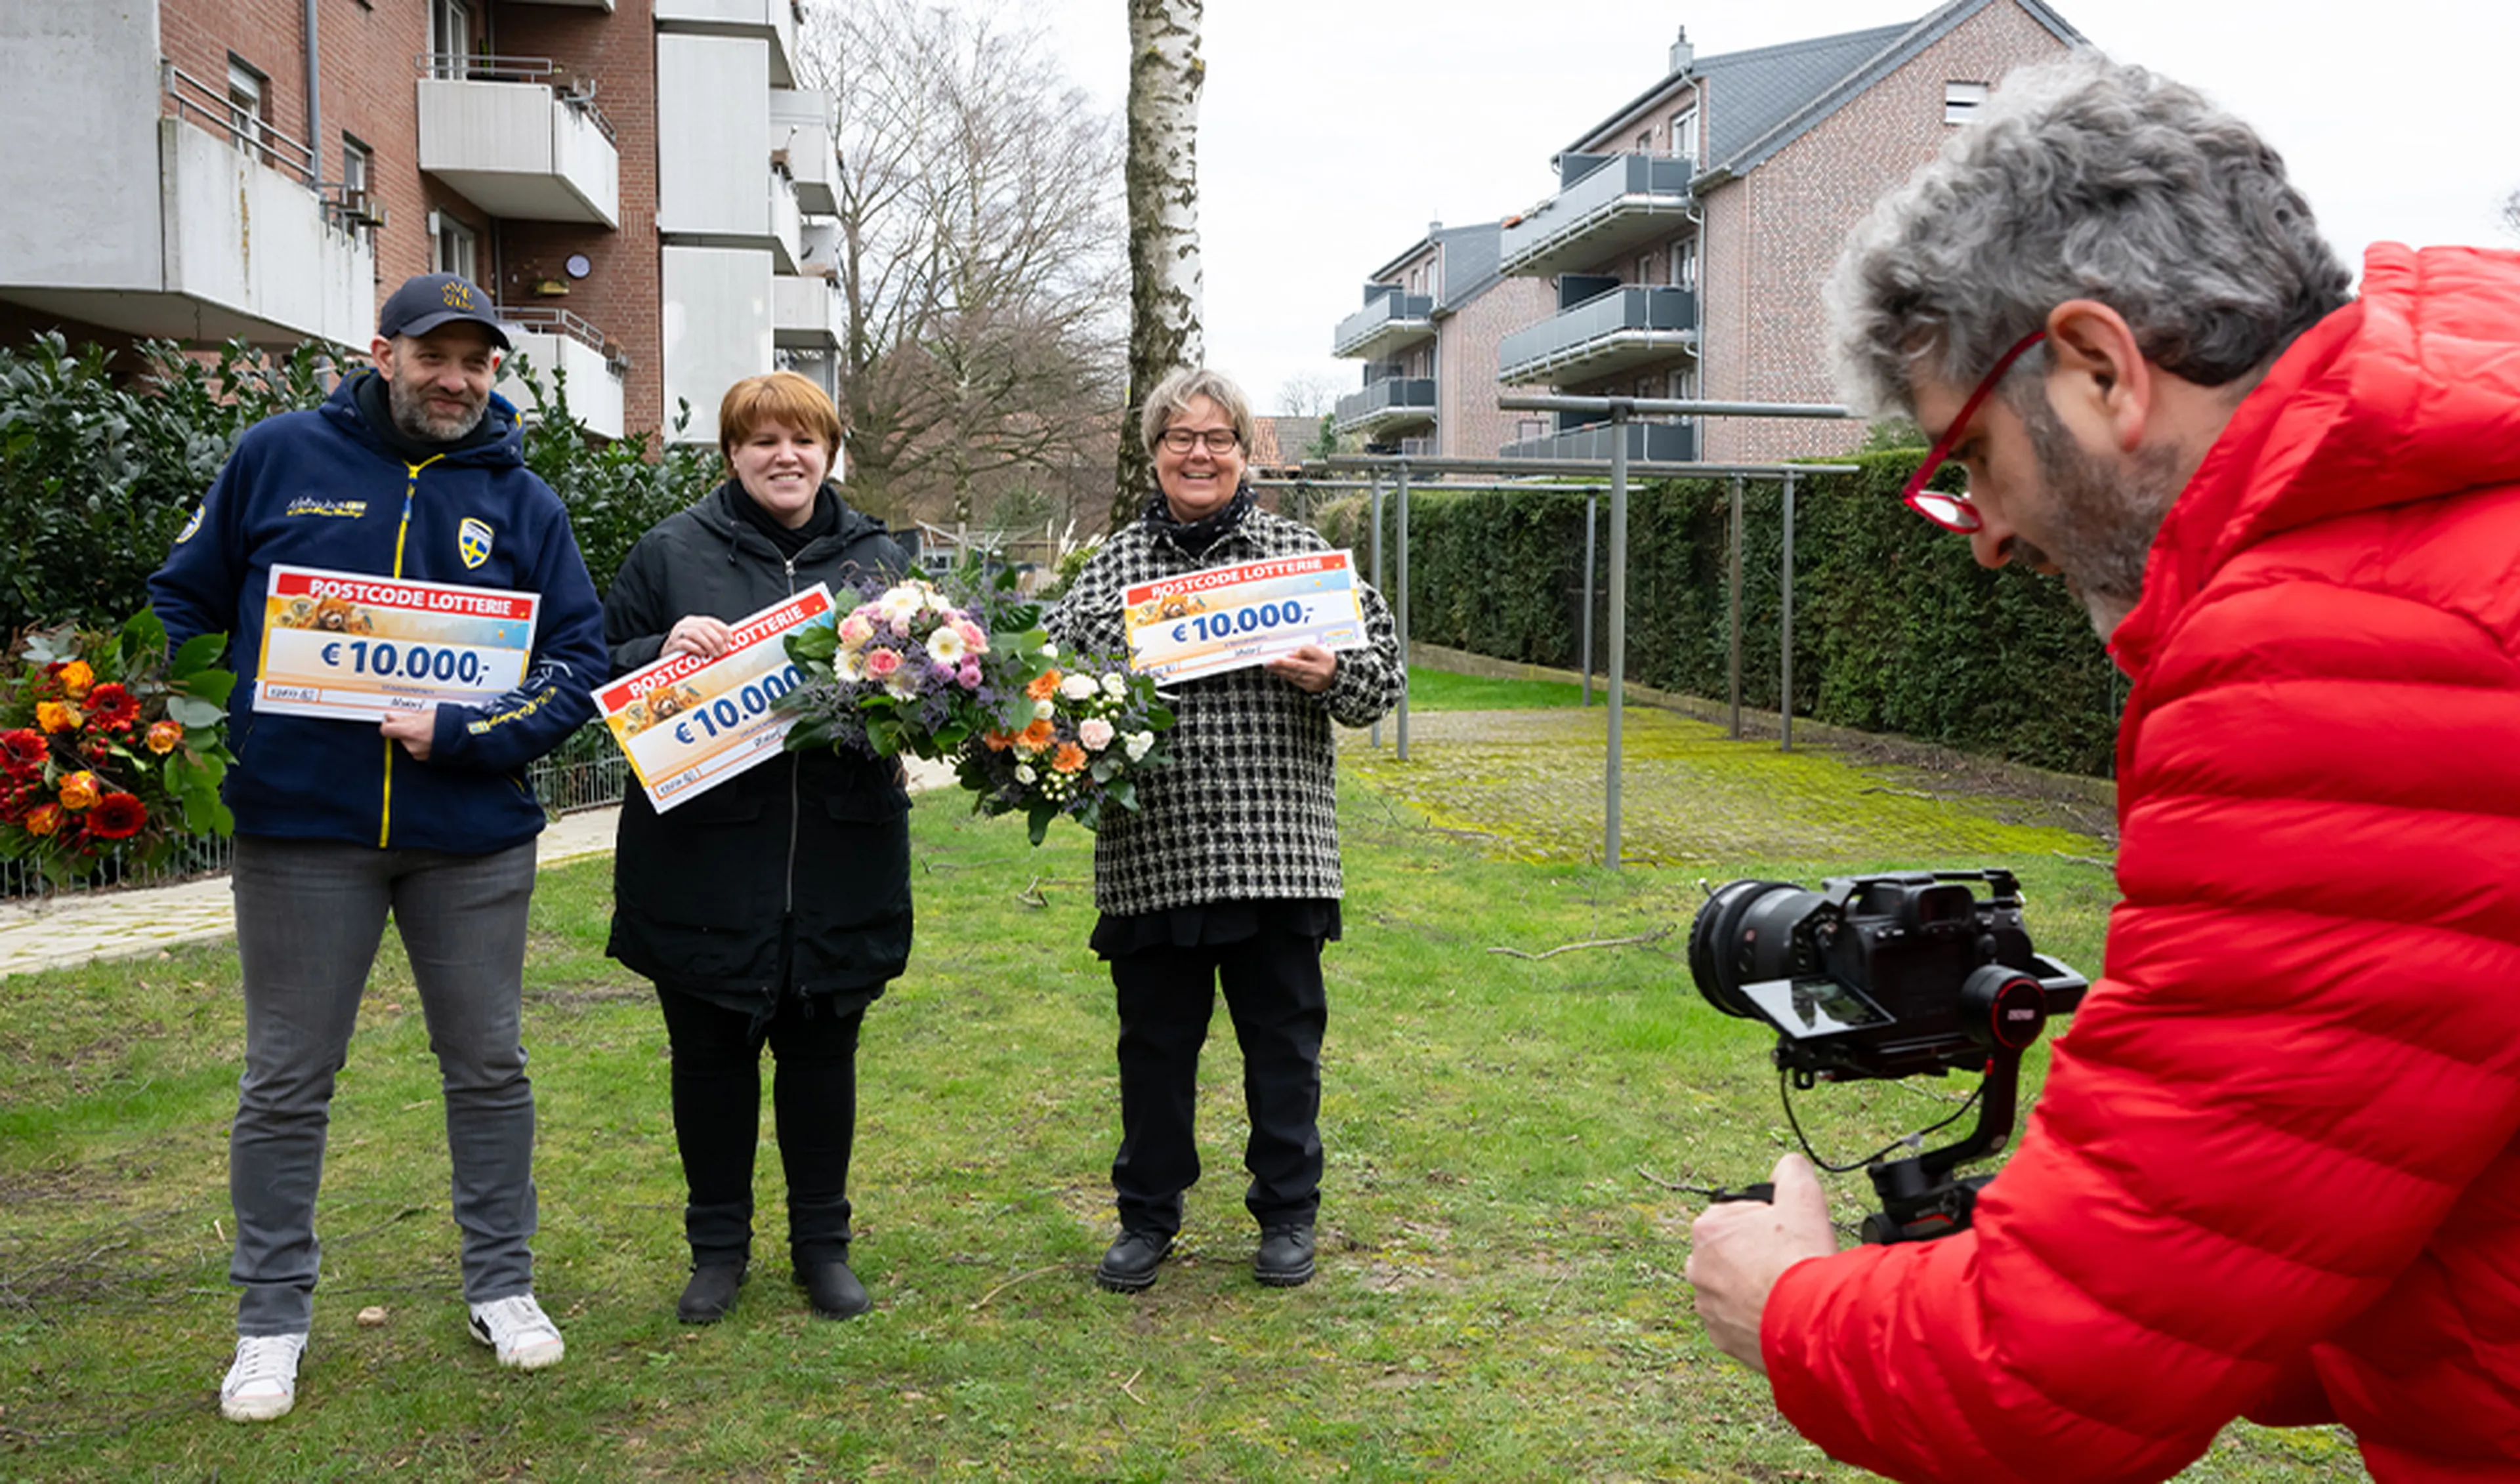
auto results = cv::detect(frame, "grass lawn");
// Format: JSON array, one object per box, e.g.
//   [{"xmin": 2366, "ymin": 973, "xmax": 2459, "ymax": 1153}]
[{"xmin": 0, "ymin": 676, "xmax": 2363, "ymax": 1481}]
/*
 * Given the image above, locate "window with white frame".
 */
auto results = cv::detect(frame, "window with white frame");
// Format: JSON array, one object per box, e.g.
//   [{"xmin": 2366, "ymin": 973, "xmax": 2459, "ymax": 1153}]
[
  {"xmin": 341, "ymin": 136, "xmax": 377, "ymax": 238},
  {"xmin": 1671, "ymin": 235, "xmax": 1699, "ymax": 292},
  {"xmin": 226, "ymin": 58, "xmax": 268, "ymax": 161},
  {"xmin": 1944, "ymin": 82, "xmax": 1990, "ymax": 125},
  {"xmin": 434, "ymin": 214, "xmax": 478, "ymax": 281},
  {"xmin": 1669, "ymin": 107, "xmax": 1698, "ymax": 161},
  {"xmin": 431, "ymin": 0, "xmax": 473, "ymax": 79},
  {"xmin": 1637, "ymin": 253, "xmax": 1656, "ymax": 287}
]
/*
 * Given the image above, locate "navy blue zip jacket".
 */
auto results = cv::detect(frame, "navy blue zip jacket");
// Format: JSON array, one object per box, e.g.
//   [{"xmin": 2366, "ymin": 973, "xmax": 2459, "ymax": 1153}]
[{"xmin": 149, "ymin": 371, "xmax": 607, "ymax": 854}]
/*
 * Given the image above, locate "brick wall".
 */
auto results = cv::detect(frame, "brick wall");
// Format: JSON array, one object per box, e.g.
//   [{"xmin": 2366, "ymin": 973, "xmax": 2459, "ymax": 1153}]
[
  {"xmin": 1707, "ymin": 2, "xmax": 2070, "ymax": 461},
  {"xmin": 1438, "ymin": 276, "xmax": 1554, "ymax": 457}
]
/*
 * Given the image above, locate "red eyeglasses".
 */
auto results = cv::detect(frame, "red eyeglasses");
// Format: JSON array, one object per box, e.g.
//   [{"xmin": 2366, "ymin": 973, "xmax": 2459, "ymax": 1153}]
[{"xmin": 1900, "ymin": 329, "xmax": 2048, "ymax": 534}]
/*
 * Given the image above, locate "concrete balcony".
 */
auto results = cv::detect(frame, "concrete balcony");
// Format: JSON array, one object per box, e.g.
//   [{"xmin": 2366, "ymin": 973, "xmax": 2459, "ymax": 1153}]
[
  {"xmin": 1498, "ymin": 285, "xmax": 1695, "ymax": 385},
  {"xmin": 1500, "ymin": 154, "xmax": 1694, "ymax": 279},
  {"xmin": 773, "ymin": 274, "xmax": 841, "ymax": 349},
  {"xmin": 417, "ymin": 66, "xmax": 620, "ymax": 228},
  {"xmin": 494, "ymin": 306, "xmax": 627, "ymax": 440},
  {"xmin": 1332, "ymin": 289, "xmax": 1434, "ymax": 360},
  {"xmin": 656, "ymin": 0, "xmax": 799, "ymax": 88},
  {"xmin": 1500, "ymin": 419, "xmax": 1697, "ymax": 464},
  {"xmin": 1333, "ymin": 377, "xmax": 1437, "ymax": 438},
  {"xmin": 769, "ymin": 169, "xmax": 803, "ymax": 274},
  {"xmin": 770, "ymin": 89, "xmax": 839, "ymax": 215}
]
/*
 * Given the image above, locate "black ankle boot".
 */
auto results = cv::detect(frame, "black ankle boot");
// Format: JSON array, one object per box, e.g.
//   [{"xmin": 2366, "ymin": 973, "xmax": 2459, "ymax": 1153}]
[
  {"xmin": 794, "ymin": 1256, "xmax": 870, "ymax": 1320},
  {"xmin": 677, "ymin": 1260, "xmax": 748, "ymax": 1324}
]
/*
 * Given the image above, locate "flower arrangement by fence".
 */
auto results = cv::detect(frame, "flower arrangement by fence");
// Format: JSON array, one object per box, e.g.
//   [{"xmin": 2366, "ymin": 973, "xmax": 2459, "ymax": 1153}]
[
  {"xmin": 781, "ymin": 570, "xmax": 1174, "ymax": 843},
  {"xmin": 0, "ymin": 609, "xmax": 236, "ymax": 883}
]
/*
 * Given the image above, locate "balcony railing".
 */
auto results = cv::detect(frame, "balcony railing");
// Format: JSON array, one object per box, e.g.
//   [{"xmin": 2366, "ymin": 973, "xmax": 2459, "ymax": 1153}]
[
  {"xmin": 1500, "ymin": 154, "xmax": 1694, "ymax": 279},
  {"xmin": 419, "ymin": 54, "xmax": 616, "ymax": 140},
  {"xmin": 161, "ymin": 61, "xmax": 317, "ymax": 186},
  {"xmin": 1333, "ymin": 377, "xmax": 1437, "ymax": 436},
  {"xmin": 495, "ymin": 305, "xmax": 627, "ymax": 438},
  {"xmin": 417, "ymin": 55, "xmax": 621, "ymax": 226},
  {"xmin": 1497, "ymin": 285, "xmax": 1696, "ymax": 385},
  {"xmin": 1332, "ymin": 291, "xmax": 1435, "ymax": 360},
  {"xmin": 1500, "ymin": 419, "xmax": 1697, "ymax": 464}
]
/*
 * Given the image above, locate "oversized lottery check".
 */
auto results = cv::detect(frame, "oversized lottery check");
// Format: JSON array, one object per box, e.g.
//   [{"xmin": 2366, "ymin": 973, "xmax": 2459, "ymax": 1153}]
[
  {"xmin": 595, "ymin": 585, "xmax": 837, "ymax": 813},
  {"xmin": 1122, "ymin": 550, "xmax": 1366, "ymax": 684},
  {"xmin": 256, "ymin": 566, "xmax": 539, "ymax": 722}
]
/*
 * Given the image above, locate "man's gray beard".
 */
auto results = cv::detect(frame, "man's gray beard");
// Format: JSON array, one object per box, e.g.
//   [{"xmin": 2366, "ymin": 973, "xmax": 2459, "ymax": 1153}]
[
  {"xmin": 387, "ymin": 373, "xmax": 487, "ymax": 443},
  {"xmin": 2014, "ymin": 390, "xmax": 2183, "ymax": 639}
]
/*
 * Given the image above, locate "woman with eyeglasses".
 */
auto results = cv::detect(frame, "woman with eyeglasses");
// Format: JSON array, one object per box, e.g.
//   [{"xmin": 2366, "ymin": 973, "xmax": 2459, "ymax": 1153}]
[{"xmin": 1047, "ymin": 367, "xmax": 1402, "ymax": 1295}]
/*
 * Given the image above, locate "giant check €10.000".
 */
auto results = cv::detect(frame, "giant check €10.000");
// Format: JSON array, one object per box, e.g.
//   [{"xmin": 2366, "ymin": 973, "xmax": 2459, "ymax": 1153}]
[
  {"xmin": 1122, "ymin": 550, "xmax": 1366, "ymax": 684},
  {"xmin": 256, "ymin": 565, "xmax": 539, "ymax": 722},
  {"xmin": 596, "ymin": 586, "xmax": 837, "ymax": 813}
]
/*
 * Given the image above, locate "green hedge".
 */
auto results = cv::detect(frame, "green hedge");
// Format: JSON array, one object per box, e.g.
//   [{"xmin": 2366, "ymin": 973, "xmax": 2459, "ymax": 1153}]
[
  {"xmin": 0, "ymin": 334, "xmax": 715, "ymax": 636},
  {"xmin": 1318, "ymin": 451, "xmax": 2124, "ymax": 777}
]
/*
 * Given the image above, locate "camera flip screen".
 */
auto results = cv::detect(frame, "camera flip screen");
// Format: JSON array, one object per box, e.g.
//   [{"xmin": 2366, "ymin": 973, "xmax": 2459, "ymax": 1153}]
[{"xmin": 1738, "ymin": 976, "xmax": 1892, "ymax": 1039}]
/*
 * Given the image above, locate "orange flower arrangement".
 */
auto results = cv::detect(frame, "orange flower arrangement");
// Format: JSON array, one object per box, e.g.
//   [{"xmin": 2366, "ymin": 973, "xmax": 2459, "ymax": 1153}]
[
  {"xmin": 1017, "ymin": 717, "xmax": 1057, "ymax": 750},
  {"xmin": 1051, "ymin": 742, "xmax": 1089, "ymax": 774},
  {"xmin": 0, "ymin": 609, "xmax": 236, "ymax": 884},
  {"xmin": 1025, "ymin": 670, "xmax": 1061, "ymax": 701}
]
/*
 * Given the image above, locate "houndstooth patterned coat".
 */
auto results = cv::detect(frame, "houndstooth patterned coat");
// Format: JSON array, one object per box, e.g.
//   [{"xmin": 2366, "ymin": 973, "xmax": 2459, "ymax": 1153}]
[{"xmin": 1047, "ymin": 505, "xmax": 1404, "ymax": 917}]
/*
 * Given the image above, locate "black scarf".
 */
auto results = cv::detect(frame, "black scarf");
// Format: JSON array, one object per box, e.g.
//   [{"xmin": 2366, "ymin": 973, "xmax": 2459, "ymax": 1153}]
[
  {"xmin": 730, "ymin": 479, "xmax": 841, "ymax": 558},
  {"xmin": 1143, "ymin": 484, "xmax": 1254, "ymax": 555}
]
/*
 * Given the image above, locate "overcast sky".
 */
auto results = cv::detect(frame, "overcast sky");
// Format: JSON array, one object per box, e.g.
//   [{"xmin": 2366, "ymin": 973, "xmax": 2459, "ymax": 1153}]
[{"xmin": 1029, "ymin": 0, "xmax": 2520, "ymax": 413}]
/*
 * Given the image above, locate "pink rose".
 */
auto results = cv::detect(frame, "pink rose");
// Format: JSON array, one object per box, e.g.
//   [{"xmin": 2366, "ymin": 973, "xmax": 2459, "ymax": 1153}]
[
  {"xmin": 866, "ymin": 648, "xmax": 902, "ymax": 678},
  {"xmin": 954, "ymin": 620, "xmax": 986, "ymax": 651},
  {"xmin": 837, "ymin": 614, "xmax": 874, "ymax": 647},
  {"xmin": 1079, "ymin": 717, "xmax": 1116, "ymax": 752},
  {"xmin": 958, "ymin": 660, "xmax": 982, "ymax": 688}
]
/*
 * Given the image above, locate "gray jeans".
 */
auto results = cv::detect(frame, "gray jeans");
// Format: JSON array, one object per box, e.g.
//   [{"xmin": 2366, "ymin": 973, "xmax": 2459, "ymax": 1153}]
[{"xmin": 227, "ymin": 835, "xmax": 540, "ymax": 1334}]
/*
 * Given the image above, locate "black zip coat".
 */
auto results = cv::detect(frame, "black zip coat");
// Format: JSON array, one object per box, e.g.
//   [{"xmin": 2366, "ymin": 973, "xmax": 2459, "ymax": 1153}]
[{"xmin": 602, "ymin": 481, "xmax": 912, "ymax": 1015}]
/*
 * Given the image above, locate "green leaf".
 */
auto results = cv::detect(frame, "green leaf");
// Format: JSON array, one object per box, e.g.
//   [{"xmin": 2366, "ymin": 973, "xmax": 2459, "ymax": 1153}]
[
  {"xmin": 1026, "ymin": 801, "xmax": 1056, "ymax": 848},
  {"xmin": 167, "ymin": 694, "xmax": 224, "ymax": 728},
  {"xmin": 172, "ymin": 630, "xmax": 228, "ymax": 676},
  {"xmin": 178, "ymin": 669, "xmax": 237, "ymax": 707},
  {"xmin": 788, "ymin": 625, "xmax": 839, "ymax": 663}
]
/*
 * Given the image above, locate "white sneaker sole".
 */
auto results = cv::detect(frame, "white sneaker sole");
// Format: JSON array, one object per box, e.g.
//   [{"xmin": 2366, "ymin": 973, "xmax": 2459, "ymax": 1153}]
[{"xmin": 220, "ymin": 1388, "xmax": 295, "ymax": 1422}]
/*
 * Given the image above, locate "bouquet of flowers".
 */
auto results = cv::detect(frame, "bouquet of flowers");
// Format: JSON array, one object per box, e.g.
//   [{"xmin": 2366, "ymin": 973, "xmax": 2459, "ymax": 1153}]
[
  {"xmin": 780, "ymin": 577, "xmax": 1009, "ymax": 762},
  {"xmin": 782, "ymin": 568, "xmax": 1175, "ymax": 844},
  {"xmin": 0, "ymin": 608, "xmax": 237, "ymax": 883},
  {"xmin": 956, "ymin": 644, "xmax": 1174, "ymax": 846}
]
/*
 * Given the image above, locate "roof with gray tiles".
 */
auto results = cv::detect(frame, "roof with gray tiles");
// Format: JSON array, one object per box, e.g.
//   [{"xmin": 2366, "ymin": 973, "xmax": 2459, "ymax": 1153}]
[
  {"xmin": 1365, "ymin": 220, "xmax": 1513, "ymax": 314},
  {"xmin": 1563, "ymin": 0, "xmax": 2084, "ymax": 179}
]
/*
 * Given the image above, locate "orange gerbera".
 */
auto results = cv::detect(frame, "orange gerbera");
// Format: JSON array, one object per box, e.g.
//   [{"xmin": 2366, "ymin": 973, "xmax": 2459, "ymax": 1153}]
[
  {"xmin": 56, "ymin": 770, "xmax": 99, "ymax": 811},
  {"xmin": 35, "ymin": 701, "xmax": 79, "ymax": 733},
  {"xmin": 1051, "ymin": 742, "xmax": 1088, "ymax": 774},
  {"xmin": 24, "ymin": 802, "xmax": 62, "ymax": 837},
  {"xmin": 56, "ymin": 661, "xmax": 94, "ymax": 698},
  {"xmin": 1025, "ymin": 670, "xmax": 1060, "ymax": 701},
  {"xmin": 145, "ymin": 719, "xmax": 183, "ymax": 754},
  {"xmin": 980, "ymin": 728, "xmax": 1015, "ymax": 752},
  {"xmin": 1017, "ymin": 718, "xmax": 1057, "ymax": 751}
]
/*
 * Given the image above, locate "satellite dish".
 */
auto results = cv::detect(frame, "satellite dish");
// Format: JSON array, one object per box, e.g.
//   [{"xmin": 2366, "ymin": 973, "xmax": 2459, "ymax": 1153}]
[{"xmin": 564, "ymin": 254, "xmax": 592, "ymax": 279}]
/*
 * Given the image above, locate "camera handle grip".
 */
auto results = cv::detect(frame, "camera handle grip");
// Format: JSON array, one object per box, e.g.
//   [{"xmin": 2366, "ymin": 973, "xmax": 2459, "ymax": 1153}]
[{"xmin": 1710, "ymin": 1183, "xmax": 1774, "ymax": 1205}]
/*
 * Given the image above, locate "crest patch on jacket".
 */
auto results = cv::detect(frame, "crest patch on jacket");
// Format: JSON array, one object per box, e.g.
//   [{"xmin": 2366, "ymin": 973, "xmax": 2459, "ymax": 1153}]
[{"xmin": 459, "ymin": 516, "xmax": 494, "ymax": 569}]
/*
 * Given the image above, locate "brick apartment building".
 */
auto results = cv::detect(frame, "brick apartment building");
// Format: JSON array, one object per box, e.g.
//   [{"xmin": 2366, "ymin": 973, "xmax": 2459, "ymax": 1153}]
[
  {"xmin": 1335, "ymin": 0, "xmax": 2079, "ymax": 464},
  {"xmin": 0, "ymin": 0, "xmax": 844, "ymax": 447},
  {"xmin": 1328, "ymin": 221, "xmax": 1552, "ymax": 458}
]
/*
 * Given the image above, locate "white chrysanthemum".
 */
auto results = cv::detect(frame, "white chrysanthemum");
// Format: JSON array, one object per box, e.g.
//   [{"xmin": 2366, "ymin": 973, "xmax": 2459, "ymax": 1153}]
[
  {"xmin": 1038, "ymin": 642, "xmax": 1059, "ymax": 661},
  {"xmin": 875, "ymin": 584, "xmax": 925, "ymax": 628},
  {"xmin": 885, "ymin": 676, "xmax": 921, "ymax": 702},
  {"xmin": 1101, "ymin": 672, "xmax": 1127, "ymax": 699},
  {"xmin": 1059, "ymin": 672, "xmax": 1097, "ymax": 701},
  {"xmin": 835, "ymin": 648, "xmax": 870, "ymax": 682},
  {"xmin": 1034, "ymin": 698, "xmax": 1055, "ymax": 721},
  {"xmin": 1124, "ymin": 731, "xmax": 1154, "ymax": 762},
  {"xmin": 1079, "ymin": 717, "xmax": 1115, "ymax": 751},
  {"xmin": 1015, "ymin": 764, "xmax": 1036, "ymax": 784},
  {"xmin": 926, "ymin": 626, "xmax": 969, "ymax": 665}
]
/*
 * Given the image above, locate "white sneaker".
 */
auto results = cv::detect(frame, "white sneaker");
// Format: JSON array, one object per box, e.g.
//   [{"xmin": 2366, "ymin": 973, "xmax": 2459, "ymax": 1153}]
[
  {"xmin": 220, "ymin": 1332, "xmax": 308, "ymax": 1422},
  {"xmin": 467, "ymin": 1293, "xmax": 564, "ymax": 1371}
]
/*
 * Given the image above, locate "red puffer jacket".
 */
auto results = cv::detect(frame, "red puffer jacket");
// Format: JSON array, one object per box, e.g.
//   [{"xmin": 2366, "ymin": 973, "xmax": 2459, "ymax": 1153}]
[{"xmin": 1761, "ymin": 245, "xmax": 2520, "ymax": 1481}]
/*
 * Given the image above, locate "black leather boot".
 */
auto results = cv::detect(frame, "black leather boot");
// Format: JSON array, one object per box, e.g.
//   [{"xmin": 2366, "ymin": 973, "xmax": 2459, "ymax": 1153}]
[
  {"xmin": 677, "ymin": 1261, "xmax": 748, "ymax": 1324},
  {"xmin": 794, "ymin": 1254, "xmax": 871, "ymax": 1320},
  {"xmin": 1095, "ymin": 1229, "xmax": 1174, "ymax": 1293},
  {"xmin": 1255, "ymin": 1223, "xmax": 1315, "ymax": 1287}
]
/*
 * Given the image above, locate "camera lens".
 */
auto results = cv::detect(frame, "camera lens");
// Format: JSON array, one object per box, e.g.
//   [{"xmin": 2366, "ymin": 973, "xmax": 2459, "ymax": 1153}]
[{"xmin": 1688, "ymin": 879, "xmax": 1825, "ymax": 1020}]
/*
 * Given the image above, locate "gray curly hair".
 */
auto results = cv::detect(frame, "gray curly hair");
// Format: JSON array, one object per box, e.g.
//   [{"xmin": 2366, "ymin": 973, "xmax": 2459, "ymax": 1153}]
[{"xmin": 1826, "ymin": 54, "xmax": 2353, "ymax": 416}]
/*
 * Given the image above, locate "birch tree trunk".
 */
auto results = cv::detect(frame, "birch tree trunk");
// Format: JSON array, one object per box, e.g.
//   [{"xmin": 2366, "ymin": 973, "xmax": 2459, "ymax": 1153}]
[{"xmin": 1114, "ymin": 0, "xmax": 1205, "ymax": 531}]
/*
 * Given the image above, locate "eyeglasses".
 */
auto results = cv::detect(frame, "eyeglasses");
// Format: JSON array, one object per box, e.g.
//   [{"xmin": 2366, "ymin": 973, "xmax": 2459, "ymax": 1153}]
[
  {"xmin": 1900, "ymin": 329, "xmax": 2048, "ymax": 534},
  {"xmin": 1158, "ymin": 427, "xmax": 1240, "ymax": 455}
]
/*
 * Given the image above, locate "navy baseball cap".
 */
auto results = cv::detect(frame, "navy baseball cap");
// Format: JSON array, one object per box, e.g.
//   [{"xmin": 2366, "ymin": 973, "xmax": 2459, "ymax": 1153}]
[{"xmin": 377, "ymin": 272, "xmax": 511, "ymax": 349}]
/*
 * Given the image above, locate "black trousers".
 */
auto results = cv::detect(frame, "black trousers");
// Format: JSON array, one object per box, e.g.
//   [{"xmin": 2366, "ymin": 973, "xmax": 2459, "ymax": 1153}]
[
  {"xmin": 1108, "ymin": 926, "xmax": 1328, "ymax": 1233},
  {"xmin": 655, "ymin": 984, "xmax": 863, "ymax": 1266}
]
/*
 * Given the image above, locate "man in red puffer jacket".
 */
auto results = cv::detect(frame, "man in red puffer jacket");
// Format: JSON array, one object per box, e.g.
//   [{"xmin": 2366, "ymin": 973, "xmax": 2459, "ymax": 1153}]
[{"xmin": 1686, "ymin": 54, "xmax": 2520, "ymax": 1483}]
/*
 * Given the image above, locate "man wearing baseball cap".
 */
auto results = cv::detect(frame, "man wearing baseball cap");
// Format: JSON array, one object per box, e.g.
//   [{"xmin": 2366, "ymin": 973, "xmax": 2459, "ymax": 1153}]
[{"xmin": 150, "ymin": 272, "xmax": 608, "ymax": 1421}]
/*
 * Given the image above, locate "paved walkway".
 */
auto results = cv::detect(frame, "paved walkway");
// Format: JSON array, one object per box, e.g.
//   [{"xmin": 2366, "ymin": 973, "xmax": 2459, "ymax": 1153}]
[{"xmin": 0, "ymin": 758, "xmax": 958, "ymax": 979}]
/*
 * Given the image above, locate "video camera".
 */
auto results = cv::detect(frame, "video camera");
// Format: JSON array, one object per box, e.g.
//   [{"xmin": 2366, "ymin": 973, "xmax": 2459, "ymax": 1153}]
[{"xmin": 1686, "ymin": 869, "xmax": 2088, "ymax": 1243}]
